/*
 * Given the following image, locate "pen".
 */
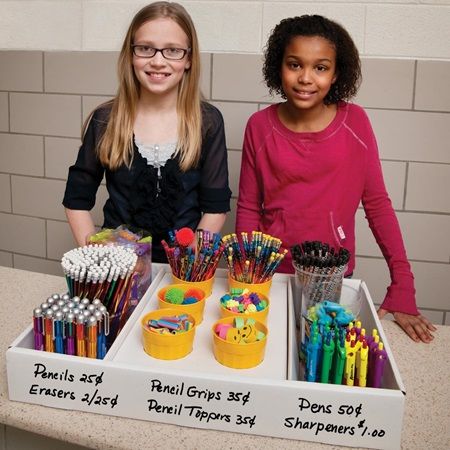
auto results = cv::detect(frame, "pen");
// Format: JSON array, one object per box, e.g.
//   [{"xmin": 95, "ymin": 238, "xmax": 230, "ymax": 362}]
[
  {"xmin": 320, "ymin": 331, "xmax": 334, "ymax": 383},
  {"xmin": 65, "ymin": 312, "xmax": 76, "ymax": 356},
  {"xmin": 344, "ymin": 340, "xmax": 356, "ymax": 386},
  {"xmin": 44, "ymin": 309, "xmax": 54, "ymax": 352},
  {"xmin": 76, "ymin": 313, "xmax": 86, "ymax": 357},
  {"xmin": 371, "ymin": 342, "xmax": 388, "ymax": 388},
  {"xmin": 53, "ymin": 310, "xmax": 65, "ymax": 354},
  {"xmin": 306, "ymin": 330, "xmax": 321, "ymax": 382},
  {"xmin": 331, "ymin": 332, "xmax": 346, "ymax": 384},
  {"xmin": 87, "ymin": 315, "xmax": 98, "ymax": 359},
  {"xmin": 33, "ymin": 308, "xmax": 44, "ymax": 351},
  {"xmin": 356, "ymin": 341, "xmax": 369, "ymax": 387}
]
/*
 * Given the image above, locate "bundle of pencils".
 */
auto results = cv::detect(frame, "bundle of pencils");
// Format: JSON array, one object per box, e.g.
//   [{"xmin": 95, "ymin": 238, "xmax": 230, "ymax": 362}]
[
  {"xmin": 162, "ymin": 228, "xmax": 224, "ymax": 281},
  {"xmin": 291, "ymin": 241, "xmax": 350, "ymax": 274},
  {"xmin": 222, "ymin": 231, "xmax": 287, "ymax": 283},
  {"xmin": 291, "ymin": 241, "xmax": 350, "ymax": 304},
  {"xmin": 61, "ymin": 244, "xmax": 138, "ymax": 340}
]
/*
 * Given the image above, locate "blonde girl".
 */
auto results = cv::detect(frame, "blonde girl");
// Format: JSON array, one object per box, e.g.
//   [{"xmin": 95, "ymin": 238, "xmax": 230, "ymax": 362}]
[{"xmin": 63, "ymin": 2, "xmax": 231, "ymax": 261}]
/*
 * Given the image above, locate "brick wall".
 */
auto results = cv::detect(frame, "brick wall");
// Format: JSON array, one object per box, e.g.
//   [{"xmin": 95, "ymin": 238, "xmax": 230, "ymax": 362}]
[{"xmin": 0, "ymin": 50, "xmax": 449, "ymax": 323}]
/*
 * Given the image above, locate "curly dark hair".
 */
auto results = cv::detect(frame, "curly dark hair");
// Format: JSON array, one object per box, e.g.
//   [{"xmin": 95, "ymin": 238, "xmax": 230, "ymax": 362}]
[{"xmin": 263, "ymin": 15, "xmax": 361, "ymax": 104}]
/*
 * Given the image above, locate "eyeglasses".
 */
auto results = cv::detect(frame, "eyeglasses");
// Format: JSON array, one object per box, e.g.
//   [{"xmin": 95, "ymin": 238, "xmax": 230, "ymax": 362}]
[{"xmin": 132, "ymin": 45, "xmax": 190, "ymax": 60}]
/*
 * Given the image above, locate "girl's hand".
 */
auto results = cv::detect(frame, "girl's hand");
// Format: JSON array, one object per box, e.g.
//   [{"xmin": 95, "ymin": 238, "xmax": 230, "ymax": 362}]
[{"xmin": 378, "ymin": 308, "xmax": 437, "ymax": 343}]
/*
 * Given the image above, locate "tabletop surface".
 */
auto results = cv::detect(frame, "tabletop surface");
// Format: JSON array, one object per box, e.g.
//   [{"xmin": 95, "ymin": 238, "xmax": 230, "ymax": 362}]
[{"xmin": 0, "ymin": 266, "xmax": 449, "ymax": 450}]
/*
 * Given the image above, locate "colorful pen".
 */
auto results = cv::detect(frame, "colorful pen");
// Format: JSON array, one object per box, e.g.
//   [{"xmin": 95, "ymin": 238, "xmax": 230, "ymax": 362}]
[
  {"xmin": 33, "ymin": 308, "xmax": 44, "ymax": 351},
  {"xmin": 53, "ymin": 310, "xmax": 65, "ymax": 354},
  {"xmin": 44, "ymin": 309, "xmax": 54, "ymax": 352},
  {"xmin": 356, "ymin": 341, "xmax": 369, "ymax": 387},
  {"xmin": 87, "ymin": 315, "xmax": 98, "ymax": 359},
  {"xmin": 320, "ymin": 331, "xmax": 335, "ymax": 383}
]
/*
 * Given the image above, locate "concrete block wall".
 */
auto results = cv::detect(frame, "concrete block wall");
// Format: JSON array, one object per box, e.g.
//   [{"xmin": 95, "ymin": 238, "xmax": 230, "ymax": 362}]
[{"xmin": 0, "ymin": 1, "xmax": 449, "ymax": 324}]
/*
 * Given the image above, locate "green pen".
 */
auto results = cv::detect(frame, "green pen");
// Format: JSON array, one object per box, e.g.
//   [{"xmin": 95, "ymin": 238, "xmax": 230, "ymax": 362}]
[
  {"xmin": 332, "ymin": 331, "xmax": 346, "ymax": 384},
  {"xmin": 320, "ymin": 331, "xmax": 335, "ymax": 383}
]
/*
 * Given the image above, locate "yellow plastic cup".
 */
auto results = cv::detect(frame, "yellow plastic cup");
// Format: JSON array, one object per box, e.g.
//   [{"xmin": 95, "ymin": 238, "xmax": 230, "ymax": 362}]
[
  {"xmin": 219, "ymin": 292, "xmax": 270, "ymax": 325},
  {"xmin": 157, "ymin": 284, "xmax": 206, "ymax": 324},
  {"xmin": 228, "ymin": 274, "xmax": 273, "ymax": 296},
  {"xmin": 141, "ymin": 309, "xmax": 196, "ymax": 360},
  {"xmin": 212, "ymin": 316, "xmax": 268, "ymax": 369},
  {"xmin": 172, "ymin": 274, "xmax": 215, "ymax": 297}
]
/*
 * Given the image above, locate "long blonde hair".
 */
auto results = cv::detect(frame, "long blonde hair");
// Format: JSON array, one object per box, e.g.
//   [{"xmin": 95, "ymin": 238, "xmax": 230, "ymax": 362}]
[{"xmin": 86, "ymin": 2, "xmax": 202, "ymax": 171}]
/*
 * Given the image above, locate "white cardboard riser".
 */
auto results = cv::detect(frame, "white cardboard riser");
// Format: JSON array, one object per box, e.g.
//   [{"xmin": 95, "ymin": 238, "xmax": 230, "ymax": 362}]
[{"xmin": 6, "ymin": 268, "xmax": 405, "ymax": 450}]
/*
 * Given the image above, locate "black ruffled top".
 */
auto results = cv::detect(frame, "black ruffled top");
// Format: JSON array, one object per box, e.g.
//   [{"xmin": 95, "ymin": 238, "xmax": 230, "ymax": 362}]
[{"xmin": 62, "ymin": 102, "xmax": 232, "ymax": 262}]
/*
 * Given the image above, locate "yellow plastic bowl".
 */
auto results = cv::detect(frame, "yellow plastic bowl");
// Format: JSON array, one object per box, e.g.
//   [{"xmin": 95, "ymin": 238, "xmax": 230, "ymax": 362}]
[
  {"xmin": 157, "ymin": 284, "xmax": 206, "ymax": 324},
  {"xmin": 219, "ymin": 292, "xmax": 270, "ymax": 325},
  {"xmin": 228, "ymin": 274, "xmax": 273, "ymax": 296},
  {"xmin": 141, "ymin": 309, "xmax": 196, "ymax": 360},
  {"xmin": 211, "ymin": 316, "xmax": 268, "ymax": 369},
  {"xmin": 172, "ymin": 274, "xmax": 215, "ymax": 297}
]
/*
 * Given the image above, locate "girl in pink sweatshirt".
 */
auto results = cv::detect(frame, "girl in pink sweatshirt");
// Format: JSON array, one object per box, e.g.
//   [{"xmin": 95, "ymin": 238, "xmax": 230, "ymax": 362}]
[{"xmin": 236, "ymin": 15, "xmax": 436, "ymax": 343}]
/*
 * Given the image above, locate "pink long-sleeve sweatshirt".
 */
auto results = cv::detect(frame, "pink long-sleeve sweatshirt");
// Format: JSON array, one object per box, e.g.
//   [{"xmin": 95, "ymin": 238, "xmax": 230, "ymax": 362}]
[{"xmin": 236, "ymin": 102, "xmax": 418, "ymax": 315}]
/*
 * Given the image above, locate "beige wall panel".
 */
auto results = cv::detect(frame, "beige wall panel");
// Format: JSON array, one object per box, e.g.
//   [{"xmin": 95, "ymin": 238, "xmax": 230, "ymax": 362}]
[
  {"xmin": 200, "ymin": 53, "xmax": 211, "ymax": 99},
  {"xmin": 262, "ymin": 3, "xmax": 365, "ymax": 51},
  {"xmin": 186, "ymin": 2, "xmax": 262, "ymax": 52},
  {"xmin": 380, "ymin": 160, "xmax": 406, "ymax": 210},
  {"xmin": 415, "ymin": 61, "xmax": 450, "ymax": 112},
  {"xmin": 0, "ymin": 174, "xmax": 11, "ymax": 213},
  {"xmin": 355, "ymin": 209, "xmax": 383, "ymax": 258},
  {"xmin": 356, "ymin": 58, "xmax": 414, "ymax": 109},
  {"xmin": 45, "ymin": 137, "xmax": 81, "ymax": 180},
  {"xmin": 367, "ymin": 109, "xmax": 450, "ymax": 163},
  {"xmin": 82, "ymin": 96, "xmax": 114, "ymax": 122},
  {"xmin": 91, "ymin": 184, "xmax": 110, "ymax": 227},
  {"xmin": 212, "ymin": 54, "xmax": 274, "ymax": 103},
  {"xmin": 210, "ymin": 101, "xmax": 258, "ymax": 149},
  {"xmin": 0, "ymin": 250, "xmax": 13, "ymax": 268},
  {"xmin": 0, "ymin": 212, "xmax": 45, "ymax": 257},
  {"xmin": 47, "ymin": 220, "xmax": 78, "ymax": 260},
  {"xmin": 356, "ymin": 209, "xmax": 450, "ymax": 263},
  {"xmin": 82, "ymin": 2, "xmax": 137, "ymax": 51},
  {"xmin": 417, "ymin": 309, "xmax": 444, "ymax": 326},
  {"xmin": 366, "ymin": 5, "xmax": 450, "ymax": 58},
  {"xmin": 398, "ymin": 212, "xmax": 450, "ymax": 263},
  {"xmin": 0, "ymin": 2, "xmax": 81, "ymax": 50},
  {"xmin": 11, "ymin": 176, "xmax": 67, "ymax": 221},
  {"xmin": 406, "ymin": 163, "xmax": 450, "ymax": 213},
  {"xmin": 0, "ymin": 92, "xmax": 8, "ymax": 132},
  {"xmin": 45, "ymin": 52, "xmax": 118, "ymax": 95},
  {"xmin": 412, "ymin": 260, "xmax": 450, "ymax": 311},
  {"xmin": 228, "ymin": 150, "xmax": 242, "ymax": 198},
  {"xmin": 13, "ymin": 254, "xmax": 62, "ymax": 277},
  {"xmin": 0, "ymin": 51, "xmax": 43, "ymax": 92},
  {"xmin": 355, "ymin": 256, "xmax": 450, "ymax": 311},
  {"xmin": 223, "ymin": 197, "xmax": 237, "ymax": 236},
  {"xmin": 0, "ymin": 133, "xmax": 44, "ymax": 176},
  {"xmin": 10, "ymin": 93, "xmax": 81, "ymax": 137}
]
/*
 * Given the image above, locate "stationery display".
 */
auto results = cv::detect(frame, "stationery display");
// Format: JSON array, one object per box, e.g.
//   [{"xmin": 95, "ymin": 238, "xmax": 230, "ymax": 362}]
[
  {"xmin": 222, "ymin": 232, "xmax": 287, "ymax": 283},
  {"xmin": 9, "ymin": 265, "xmax": 406, "ymax": 450},
  {"xmin": 162, "ymin": 228, "xmax": 224, "ymax": 282}
]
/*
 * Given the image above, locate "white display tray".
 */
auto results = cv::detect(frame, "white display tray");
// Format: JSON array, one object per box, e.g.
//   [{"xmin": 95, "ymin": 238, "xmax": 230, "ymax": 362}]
[{"xmin": 7, "ymin": 266, "xmax": 405, "ymax": 450}]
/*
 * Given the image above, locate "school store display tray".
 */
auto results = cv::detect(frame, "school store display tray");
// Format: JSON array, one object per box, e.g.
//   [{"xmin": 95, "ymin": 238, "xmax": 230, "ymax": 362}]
[{"xmin": 6, "ymin": 266, "xmax": 405, "ymax": 450}]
